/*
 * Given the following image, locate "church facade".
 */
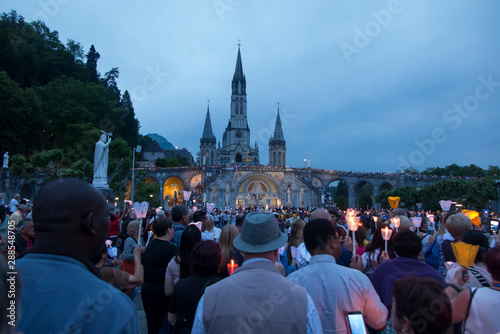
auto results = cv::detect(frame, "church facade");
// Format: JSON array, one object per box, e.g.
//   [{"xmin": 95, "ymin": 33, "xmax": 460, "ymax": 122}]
[{"xmin": 197, "ymin": 45, "xmax": 319, "ymax": 208}]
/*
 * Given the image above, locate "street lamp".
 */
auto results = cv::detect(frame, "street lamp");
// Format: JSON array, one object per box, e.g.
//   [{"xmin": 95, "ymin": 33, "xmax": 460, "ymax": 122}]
[
  {"xmin": 131, "ymin": 145, "xmax": 142, "ymax": 203},
  {"xmin": 304, "ymin": 159, "xmax": 307, "ymax": 168},
  {"xmin": 495, "ymin": 179, "xmax": 500, "ymax": 212}
]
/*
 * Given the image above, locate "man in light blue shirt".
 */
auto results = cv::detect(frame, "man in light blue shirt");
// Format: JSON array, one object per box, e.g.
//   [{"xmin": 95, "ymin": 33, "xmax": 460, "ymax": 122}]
[{"xmin": 288, "ymin": 218, "xmax": 387, "ymax": 333}]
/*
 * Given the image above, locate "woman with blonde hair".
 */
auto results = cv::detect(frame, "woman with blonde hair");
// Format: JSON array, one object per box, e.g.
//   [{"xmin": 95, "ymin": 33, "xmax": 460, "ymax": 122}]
[
  {"xmin": 218, "ymin": 224, "xmax": 243, "ymax": 278},
  {"xmin": 286, "ymin": 219, "xmax": 306, "ymax": 267}
]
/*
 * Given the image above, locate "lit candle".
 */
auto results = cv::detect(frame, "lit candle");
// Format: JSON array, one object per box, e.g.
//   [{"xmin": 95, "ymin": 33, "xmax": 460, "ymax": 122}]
[
  {"xmin": 347, "ymin": 214, "xmax": 359, "ymax": 256},
  {"xmin": 391, "ymin": 217, "xmax": 400, "ymax": 232},
  {"xmin": 381, "ymin": 226, "xmax": 393, "ymax": 252},
  {"xmin": 227, "ymin": 259, "xmax": 238, "ymax": 276},
  {"xmin": 373, "ymin": 216, "xmax": 378, "ymax": 229}
]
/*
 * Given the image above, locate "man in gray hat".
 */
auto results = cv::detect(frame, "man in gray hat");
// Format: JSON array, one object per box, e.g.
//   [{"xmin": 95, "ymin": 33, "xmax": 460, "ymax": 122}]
[{"xmin": 192, "ymin": 211, "xmax": 322, "ymax": 334}]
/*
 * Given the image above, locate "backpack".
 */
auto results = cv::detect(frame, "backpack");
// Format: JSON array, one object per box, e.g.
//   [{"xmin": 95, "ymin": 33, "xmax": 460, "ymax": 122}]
[{"xmin": 424, "ymin": 237, "xmax": 441, "ymax": 270}]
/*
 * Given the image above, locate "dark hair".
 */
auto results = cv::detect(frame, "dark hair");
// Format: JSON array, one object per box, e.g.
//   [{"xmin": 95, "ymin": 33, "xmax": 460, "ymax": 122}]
[
  {"xmin": 191, "ymin": 240, "xmax": 221, "ymax": 276},
  {"xmin": 393, "ymin": 230, "xmax": 422, "ymax": 259},
  {"xmin": 192, "ymin": 210, "xmax": 206, "ymax": 223},
  {"xmin": 172, "ymin": 205, "xmax": 188, "ymax": 222},
  {"xmin": 462, "ymin": 230, "xmax": 490, "ymax": 263},
  {"xmin": 393, "ymin": 276, "xmax": 451, "ymax": 334},
  {"xmin": 354, "ymin": 226, "xmax": 367, "ymax": 248},
  {"xmin": 236, "ymin": 212, "xmax": 247, "ymax": 227},
  {"xmin": 327, "ymin": 208, "xmax": 340, "ymax": 219},
  {"xmin": 484, "ymin": 245, "xmax": 500, "ymax": 281},
  {"xmin": 152, "ymin": 217, "xmax": 173, "ymax": 237},
  {"xmin": 176, "ymin": 225, "xmax": 202, "ymax": 279},
  {"xmin": 304, "ymin": 219, "xmax": 335, "ymax": 254}
]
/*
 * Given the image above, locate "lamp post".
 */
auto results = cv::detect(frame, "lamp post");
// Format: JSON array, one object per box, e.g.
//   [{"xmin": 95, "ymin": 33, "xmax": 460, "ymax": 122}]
[
  {"xmin": 495, "ymin": 179, "xmax": 500, "ymax": 212},
  {"xmin": 304, "ymin": 159, "xmax": 307, "ymax": 168},
  {"xmin": 157, "ymin": 172, "xmax": 166, "ymax": 208},
  {"xmin": 131, "ymin": 145, "xmax": 141, "ymax": 203}
]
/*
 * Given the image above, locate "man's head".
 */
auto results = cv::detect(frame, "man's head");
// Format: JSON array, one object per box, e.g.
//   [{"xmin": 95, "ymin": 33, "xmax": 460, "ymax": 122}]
[
  {"xmin": 32, "ymin": 178, "xmax": 109, "ymax": 260},
  {"xmin": 193, "ymin": 210, "xmax": 207, "ymax": 224},
  {"xmin": 13, "ymin": 194, "xmax": 20, "ymax": 200},
  {"xmin": 393, "ymin": 230, "xmax": 422, "ymax": 259},
  {"xmin": 233, "ymin": 212, "xmax": 288, "ymax": 262},
  {"xmin": 303, "ymin": 218, "xmax": 342, "ymax": 258},
  {"xmin": 172, "ymin": 205, "xmax": 189, "ymax": 226},
  {"xmin": 157, "ymin": 210, "xmax": 165, "ymax": 218},
  {"xmin": 310, "ymin": 208, "xmax": 329, "ymax": 221},
  {"xmin": 18, "ymin": 218, "xmax": 35, "ymax": 240},
  {"xmin": 235, "ymin": 212, "xmax": 247, "ymax": 233}
]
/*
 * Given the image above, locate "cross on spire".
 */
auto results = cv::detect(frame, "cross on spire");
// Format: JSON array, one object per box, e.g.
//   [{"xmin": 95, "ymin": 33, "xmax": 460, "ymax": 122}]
[{"xmin": 237, "ymin": 39, "xmax": 241, "ymax": 47}]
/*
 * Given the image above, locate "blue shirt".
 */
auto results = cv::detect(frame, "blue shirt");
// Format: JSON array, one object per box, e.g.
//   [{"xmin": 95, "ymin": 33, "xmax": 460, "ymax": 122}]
[
  {"xmin": 16, "ymin": 253, "xmax": 139, "ymax": 334},
  {"xmin": 191, "ymin": 258, "xmax": 322, "ymax": 334},
  {"xmin": 288, "ymin": 254, "xmax": 387, "ymax": 333}
]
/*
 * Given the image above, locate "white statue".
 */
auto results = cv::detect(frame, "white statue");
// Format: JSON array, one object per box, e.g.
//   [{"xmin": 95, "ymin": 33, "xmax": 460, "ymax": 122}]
[
  {"xmin": 2, "ymin": 152, "xmax": 8, "ymax": 168},
  {"xmin": 93, "ymin": 131, "xmax": 112, "ymax": 188}
]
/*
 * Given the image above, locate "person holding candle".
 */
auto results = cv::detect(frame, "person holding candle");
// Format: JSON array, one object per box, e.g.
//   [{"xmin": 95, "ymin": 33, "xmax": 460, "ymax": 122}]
[
  {"xmin": 218, "ymin": 224, "xmax": 243, "ymax": 278},
  {"xmin": 168, "ymin": 240, "xmax": 221, "ymax": 334},
  {"xmin": 362, "ymin": 223, "xmax": 396, "ymax": 275},
  {"xmin": 191, "ymin": 211, "xmax": 322, "ymax": 334},
  {"xmin": 450, "ymin": 245, "xmax": 500, "ymax": 333},
  {"xmin": 369, "ymin": 230, "xmax": 446, "ymax": 331},
  {"xmin": 287, "ymin": 218, "xmax": 388, "ymax": 333}
]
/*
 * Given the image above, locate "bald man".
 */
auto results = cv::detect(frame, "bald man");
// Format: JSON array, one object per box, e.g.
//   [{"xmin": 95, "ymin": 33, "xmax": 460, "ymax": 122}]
[
  {"xmin": 16, "ymin": 178, "xmax": 139, "ymax": 334},
  {"xmin": 296, "ymin": 209, "xmax": 354, "ymax": 268}
]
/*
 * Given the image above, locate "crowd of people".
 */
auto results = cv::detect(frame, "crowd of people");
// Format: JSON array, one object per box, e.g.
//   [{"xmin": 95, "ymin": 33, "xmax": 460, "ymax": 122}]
[{"xmin": 1, "ymin": 179, "xmax": 500, "ymax": 333}]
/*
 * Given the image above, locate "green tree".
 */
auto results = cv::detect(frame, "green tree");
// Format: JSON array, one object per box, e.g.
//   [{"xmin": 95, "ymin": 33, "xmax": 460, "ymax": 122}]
[{"xmin": 86, "ymin": 44, "xmax": 100, "ymax": 82}]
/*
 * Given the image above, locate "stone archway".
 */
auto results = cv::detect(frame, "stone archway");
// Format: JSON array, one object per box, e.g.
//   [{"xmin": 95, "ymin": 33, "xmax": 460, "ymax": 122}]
[
  {"xmin": 235, "ymin": 174, "xmax": 282, "ymax": 208},
  {"xmin": 352, "ymin": 180, "xmax": 374, "ymax": 209}
]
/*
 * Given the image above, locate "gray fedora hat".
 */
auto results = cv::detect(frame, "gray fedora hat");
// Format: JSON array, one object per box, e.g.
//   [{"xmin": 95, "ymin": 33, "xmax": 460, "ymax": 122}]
[{"xmin": 233, "ymin": 212, "xmax": 288, "ymax": 253}]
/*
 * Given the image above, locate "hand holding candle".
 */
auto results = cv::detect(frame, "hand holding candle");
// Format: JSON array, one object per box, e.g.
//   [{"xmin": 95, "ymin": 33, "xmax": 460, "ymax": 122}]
[
  {"xmin": 227, "ymin": 259, "xmax": 238, "ymax": 276},
  {"xmin": 381, "ymin": 226, "xmax": 393, "ymax": 252},
  {"xmin": 346, "ymin": 212, "xmax": 359, "ymax": 256}
]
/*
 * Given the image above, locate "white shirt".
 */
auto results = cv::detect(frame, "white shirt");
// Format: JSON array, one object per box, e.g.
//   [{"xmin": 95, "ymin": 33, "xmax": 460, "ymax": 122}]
[
  {"xmin": 288, "ymin": 254, "xmax": 388, "ymax": 333},
  {"xmin": 9, "ymin": 198, "xmax": 18, "ymax": 213},
  {"xmin": 296, "ymin": 242, "xmax": 311, "ymax": 269},
  {"xmin": 202, "ymin": 227, "xmax": 221, "ymax": 242}
]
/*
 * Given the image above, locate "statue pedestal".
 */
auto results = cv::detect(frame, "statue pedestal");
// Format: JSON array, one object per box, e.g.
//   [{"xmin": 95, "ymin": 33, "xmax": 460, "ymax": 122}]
[{"xmin": 96, "ymin": 187, "xmax": 115, "ymax": 201}]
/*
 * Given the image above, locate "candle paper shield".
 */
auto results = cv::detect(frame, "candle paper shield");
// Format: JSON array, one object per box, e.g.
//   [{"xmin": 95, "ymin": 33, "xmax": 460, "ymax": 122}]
[
  {"xmin": 347, "ymin": 216, "xmax": 360, "ymax": 232},
  {"xmin": 391, "ymin": 217, "xmax": 401, "ymax": 229},
  {"xmin": 427, "ymin": 214, "xmax": 435, "ymax": 223},
  {"xmin": 132, "ymin": 201, "xmax": 149, "ymax": 219},
  {"xmin": 463, "ymin": 210, "xmax": 481, "ymax": 226},
  {"xmin": 388, "ymin": 196, "xmax": 400, "ymax": 209},
  {"xmin": 439, "ymin": 200, "xmax": 452, "ymax": 212},
  {"xmin": 381, "ymin": 227, "xmax": 393, "ymax": 241},
  {"xmin": 452, "ymin": 241, "xmax": 479, "ymax": 268},
  {"xmin": 411, "ymin": 217, "xmax": 422, "ymax": 228}
]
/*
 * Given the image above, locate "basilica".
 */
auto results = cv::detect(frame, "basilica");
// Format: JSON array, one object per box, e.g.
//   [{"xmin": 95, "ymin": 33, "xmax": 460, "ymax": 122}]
[
  {"xmin": 199, "ymin": 44, "xmax": 285, "ymax": 168},
  {"xmin": 196, "ymin": 45, "xmax": 320, "ymax": 209}
]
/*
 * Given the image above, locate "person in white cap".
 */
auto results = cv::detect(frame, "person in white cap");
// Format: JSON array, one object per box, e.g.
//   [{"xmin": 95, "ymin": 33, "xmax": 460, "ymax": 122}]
[{"xmin": 192, "ymin": 211, "xmax": 322, "ymax": 334}]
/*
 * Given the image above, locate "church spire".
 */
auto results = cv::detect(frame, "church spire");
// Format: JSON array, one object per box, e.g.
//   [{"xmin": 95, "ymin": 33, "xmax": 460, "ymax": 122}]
[
  {"xmin": 270, "ymin": 104, "xmax": 285, "ymax": 142},
  {"xmin": 201, "ymin": 103, "xmax": 216, "ymax": 142},
  {"xmin": 232, "ymin": 43, "xmax": 246, "ymax": 95}
]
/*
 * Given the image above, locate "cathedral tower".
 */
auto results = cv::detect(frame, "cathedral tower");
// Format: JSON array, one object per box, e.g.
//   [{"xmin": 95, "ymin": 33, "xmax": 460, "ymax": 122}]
[
  {"xmin": 200, "ymin": 104, "xmax": 217, "ymax": 166},
  {"xmin": 219, "ymin": 44, "xmax": 259, "ymax": 165},
  {"xmin": 269, "ymin": 106, "xmax": 286, "ymax": 167}
]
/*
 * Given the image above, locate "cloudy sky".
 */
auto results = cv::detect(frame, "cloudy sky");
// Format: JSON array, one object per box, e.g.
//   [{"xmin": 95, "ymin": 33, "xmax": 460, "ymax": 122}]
[{"xmin": 3, "ymin": 1, "xmax": 500, "ymax": 173}]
